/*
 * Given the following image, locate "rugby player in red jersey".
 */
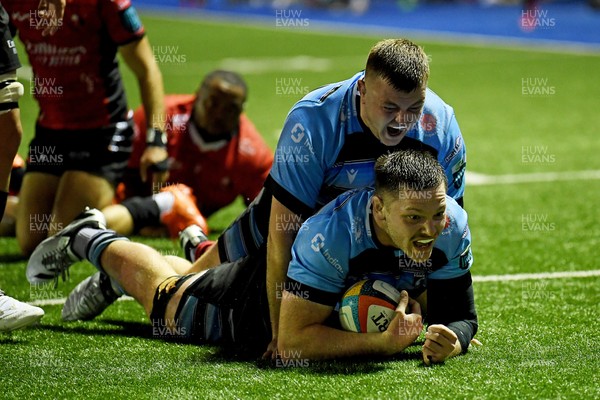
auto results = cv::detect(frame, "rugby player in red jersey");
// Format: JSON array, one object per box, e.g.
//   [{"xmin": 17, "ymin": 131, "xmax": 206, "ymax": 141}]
[
  {"xmin": 4, "ymin": 0, "xmax": 167, "ymax": 255},
  {"xmin": 103, "ymin": 70, "xmax": 273, "ymax": 249}
]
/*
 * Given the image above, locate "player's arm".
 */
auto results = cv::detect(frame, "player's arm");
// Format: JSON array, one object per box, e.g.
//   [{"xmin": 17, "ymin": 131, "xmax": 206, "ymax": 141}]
[
  {"xmin": 262, "ymin": 106, "xmax": 326, "ymax": 357},
  {"xmin": 278, "ymin": 289, "xmax": 422, "ymax": 360},
  {"xmin": 36, "ymin": 0, "xmax": 66, "ymax": 36},
  {"xmin": 119, "ymin": 37, "xmax": 167, "ymax": 184},
  {"xmin": 423, "ymin": 271, "xmax": 477, "ymax": 365},
  {"xmin": 264, "ymin": 198, "xmax": 302, "ymax": 357}
]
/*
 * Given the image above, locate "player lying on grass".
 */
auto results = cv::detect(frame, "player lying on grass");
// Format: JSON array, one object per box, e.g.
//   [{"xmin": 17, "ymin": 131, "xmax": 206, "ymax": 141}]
[
  {"xmin": 178, "ymin": 38, "xmax": 469, "ymax": 358},
  {"xmin": 1, "ymin": 71, "xmax": 273, "ymax": 243},
  {"xmin": 27, "ymin": 150, "xmax": 477, "ymax": 363}
]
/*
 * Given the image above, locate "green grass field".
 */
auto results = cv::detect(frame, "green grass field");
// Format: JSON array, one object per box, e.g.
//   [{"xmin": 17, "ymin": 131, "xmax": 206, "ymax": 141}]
[{"xmin": 1, "ymin": 12, "xmax": 599, "ymax": 399}]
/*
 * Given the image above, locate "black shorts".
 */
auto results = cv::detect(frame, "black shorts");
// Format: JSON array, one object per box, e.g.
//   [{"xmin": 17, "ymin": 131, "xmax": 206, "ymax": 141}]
[
  {"xmin": 25, "ymin": 121, "xmax": 134, "ymax": 185},
  {"xmin": 151, "ymin": 248, "xmax": 271, "ymax": 357},
  {"xmin": 0, "ymin": 4, "xmax": 20, "ymax": 75}
]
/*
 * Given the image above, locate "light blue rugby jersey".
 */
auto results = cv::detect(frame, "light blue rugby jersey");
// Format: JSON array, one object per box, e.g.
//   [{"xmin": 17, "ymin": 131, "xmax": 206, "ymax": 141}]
[
  {"xmin": 270, "ymin": 71, "xmax": 467, "ymax": 214},
  {"xmin": 286, "ymin": 188, "xmax": 473, "ymax": 305}
]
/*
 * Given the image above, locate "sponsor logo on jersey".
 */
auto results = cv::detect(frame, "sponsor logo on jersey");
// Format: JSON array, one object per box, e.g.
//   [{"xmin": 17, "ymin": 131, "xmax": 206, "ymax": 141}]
[
  {"xmin": 444, "ymin": 136, "xmax": 463, "ymax": 164},
  {"xmin": 459, "ymin": 245, "xmax": 472, "ymax": 270},
  {"xmin": 290, "ymin": 123, "xmax": 305, "ymax": 143},
  {"xmin": 452, "ymin": 158, "xmax": 466, "ymax": 190},
  {"xmin": 346, "ymin": 168, "xmax": 358, "ymax": 184},
  {"xmin": 310, "ymin": 233, "xmax": 325, "ymax": 252}
]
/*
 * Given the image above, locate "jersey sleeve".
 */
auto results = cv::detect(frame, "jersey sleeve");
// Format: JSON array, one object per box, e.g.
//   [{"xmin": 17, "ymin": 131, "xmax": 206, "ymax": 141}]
[
  {"xmin": 100, "ymin": 0, "xmax": 145, "ymax": 46},
  {"xmin": 428, "ymin": 200, "xmax": 473, "ymax": 281},
  {"xmin": 268, "ymin": 104, "xmax": 330, "ymax": 216},
  {"xmin": 440, "ymin": 114, "xmax": 466, "ymax": 205},
  {"xmin": 286, "ymin": 215, "xmax": 349, "ymax": 306},
  {"xmin": 426, "ymin": 200, "xmax": 477, "ymax": 352}
]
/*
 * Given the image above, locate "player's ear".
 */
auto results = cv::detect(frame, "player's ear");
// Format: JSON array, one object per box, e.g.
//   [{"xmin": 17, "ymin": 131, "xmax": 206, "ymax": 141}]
[
  {"xmin": 357, "ymin": 78, "xmax": 366, "ymax": 96},
  {"xmin": 372, "ymin": 194, "xmax": 386, "ymax": 221}
]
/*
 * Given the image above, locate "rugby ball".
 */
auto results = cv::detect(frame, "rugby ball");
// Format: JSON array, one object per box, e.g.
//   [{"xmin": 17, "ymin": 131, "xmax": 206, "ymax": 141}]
[{"xmin": 339, "ymin": 279, "xmax": 401, "ymax": 333}]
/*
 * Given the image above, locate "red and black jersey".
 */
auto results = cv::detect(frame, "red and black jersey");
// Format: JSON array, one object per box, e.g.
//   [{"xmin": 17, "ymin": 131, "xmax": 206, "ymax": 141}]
[
  {"xmin": 129, "ymin": 95, "xmax": 274, "ymax": 217},
  {"xmin": 4, "ymin": 0, "xmax": 144, "ymax": 129}
]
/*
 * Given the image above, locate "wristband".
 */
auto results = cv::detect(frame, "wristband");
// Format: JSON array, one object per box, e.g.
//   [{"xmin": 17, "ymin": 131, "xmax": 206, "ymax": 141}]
[{"xmin": 146, "ymin": 127, "xmax": 167, "ymax": 148}]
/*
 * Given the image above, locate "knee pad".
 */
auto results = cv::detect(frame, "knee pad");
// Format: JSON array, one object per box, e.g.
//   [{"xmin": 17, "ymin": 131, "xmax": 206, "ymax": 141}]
[{"xmin": 0, "ymin": 72, "xmax": 24, "ymax": 115}]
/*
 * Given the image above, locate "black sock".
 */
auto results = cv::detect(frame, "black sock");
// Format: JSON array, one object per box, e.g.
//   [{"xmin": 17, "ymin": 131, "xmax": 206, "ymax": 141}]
[
  {"xmin": 0, "ymin": 191, "xmax": 7, "ymax": 217},
  {"xmin": 121, "ymin": 196, "xmax": 161, "ymax": 233}
]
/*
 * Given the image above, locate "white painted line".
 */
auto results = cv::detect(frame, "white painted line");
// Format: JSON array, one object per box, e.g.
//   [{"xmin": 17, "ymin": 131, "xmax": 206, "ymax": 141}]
[
  {"xmin": 28, "ymin": 295, "xmax": 134, "ymax": 307},
  {"xmin": 218, "ymin": 55, "xmax": 333, "ymax": 74},
  {"xmin": 473, "ymin": 269, "xmax": 600, "ymax": 282},
  {"xmin": 26, "ymin": 270, "xmax": 599, "ymax": 306},
  {"xmin": 467, "ymin": 170, "xmax": 600, "ymax": 186}
]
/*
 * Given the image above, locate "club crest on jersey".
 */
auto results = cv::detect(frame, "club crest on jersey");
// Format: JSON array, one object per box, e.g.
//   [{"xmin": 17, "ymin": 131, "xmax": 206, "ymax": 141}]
[
  {"xmin": 441, "ymin": 214, "xmax": 453, "ymax": 235},
  {"xmin": 420, "ymin": 113, "xmax": 437, "ymax": 136}
]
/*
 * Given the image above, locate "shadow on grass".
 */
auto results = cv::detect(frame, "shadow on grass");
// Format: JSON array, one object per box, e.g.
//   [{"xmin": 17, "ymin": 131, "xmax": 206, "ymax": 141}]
[
  {"xmin": 0, "ymin": 252, "xmax": 27, "ymax": 264},
  {"xmin": 189, "ymin": 342, "xmax": 425, "ymax": 375},
  {"xmin": 34, "ymin": 318, "xmax": 156, "ymax": 340},
  {"xmin": 30, "ymin": 319, "xmax": 428, "ymax": 372}
]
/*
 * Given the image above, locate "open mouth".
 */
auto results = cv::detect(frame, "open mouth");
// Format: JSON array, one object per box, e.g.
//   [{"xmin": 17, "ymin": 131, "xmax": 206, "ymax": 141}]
[
  {"xmin": 413, "ymin": 238, "xmax": 434, "ymax": 251},
  {"xmin": 386, "ymin": 126, "xmax": 403, "ymax": 137}
]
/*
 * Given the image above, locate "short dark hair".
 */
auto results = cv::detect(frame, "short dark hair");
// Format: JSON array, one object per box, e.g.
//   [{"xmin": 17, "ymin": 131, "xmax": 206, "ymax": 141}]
[
  {"xmin": 200, "ymin": 70, "xmax": 248, "ymax": 99},
  {"xmin": 365, "ymin": 38, "xmax": 429, "ymax": 93},
  {"xmin": 374, "ymin": 149, "xmax": 447, "ymax": 196}
]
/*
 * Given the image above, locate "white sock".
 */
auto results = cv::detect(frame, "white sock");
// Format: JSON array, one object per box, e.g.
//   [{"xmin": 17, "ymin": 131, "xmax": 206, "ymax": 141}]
[{"xmin": 152, "ymin": 191, "xmax": 175, "ymax": 217}]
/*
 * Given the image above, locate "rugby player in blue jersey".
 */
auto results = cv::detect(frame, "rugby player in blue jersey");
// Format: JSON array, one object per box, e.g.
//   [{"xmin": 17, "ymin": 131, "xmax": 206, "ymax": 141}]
[
  {"xmin": 27, "ymin": 150, "xmax": 476, "ymax": 363},
  {"xmin": 179, "ymin": 38, "xmax": 468, "ymax": 358}
]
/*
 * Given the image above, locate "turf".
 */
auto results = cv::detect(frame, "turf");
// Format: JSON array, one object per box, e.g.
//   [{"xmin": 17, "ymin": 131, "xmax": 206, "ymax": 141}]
[{"xmin": 1, "ymin": 12, "xmax": 599, "ymax": 399}]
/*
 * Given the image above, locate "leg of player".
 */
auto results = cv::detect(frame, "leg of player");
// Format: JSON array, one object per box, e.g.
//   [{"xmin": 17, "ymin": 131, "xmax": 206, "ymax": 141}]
[
  {"xmin": 179, "ymin": 224, "xmax": 215, "ymax": 268},
  {"xmin": 62, "ymin": 250, "xmax": 195, "ymax": 321},
  {"xmin": 51, "ymin": 170, "xmax": 115, "ymax": 236},
  {"xmin": 16, "ymin": 172, "xmax": 60, "ymax": 255},
  {"xmin": 187, "ymin": 240, "xmax": 220, "ymax": 273},
  {"xmin": 103, "ymin": 184, "xmax": 209, "ymax": 238},
  {"xmin": 26, "ymin": 212, "xmax": 198, "ymax": 320},
  {"xmin": 102, "ymin": 203, "xmax": 135, "ymax": 236},
  {"xmin": 0, "ymin": 71, "xmax": 24, "ymax": 215},
  {"xmin": 0, "ymin": 194, "xmax": 18, "ymax": 236}
]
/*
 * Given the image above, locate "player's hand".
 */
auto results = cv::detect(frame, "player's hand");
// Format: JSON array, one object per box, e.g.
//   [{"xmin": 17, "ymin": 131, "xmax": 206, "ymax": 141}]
[
  {"xmin": 262, "ymin": 338, "xmax": 278, "ymax": 360},
  {"xmin": 422, "ymin": 324, "xmax": 461, "ymax": 365},
  {"xmin": 140, "ymin": 146, "xmax": 169, "ymax": 185},
  {"xmin": 383, "ymin": 290, "xmax": 423, "ymax": 355},
  {"xmin": 37, "ymin": 0, "xmax": 66, "ymax": 36}
]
